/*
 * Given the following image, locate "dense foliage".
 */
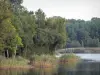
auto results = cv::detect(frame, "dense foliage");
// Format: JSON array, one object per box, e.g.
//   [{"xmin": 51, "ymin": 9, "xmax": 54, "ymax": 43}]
[
  {"xmin": 66, "ymin": 18, "xmax": 100, "ymax": 47},
  {"xmin": 0, "ymin": 0, "xmax": 67, "ymax": 57},
  {"xmin": 0, "ymin": 0, "xmax": 23, "ymax": 57},
  {"xmin": 0, "ymin": 0, "xmax": 100, "ymax": 58}
]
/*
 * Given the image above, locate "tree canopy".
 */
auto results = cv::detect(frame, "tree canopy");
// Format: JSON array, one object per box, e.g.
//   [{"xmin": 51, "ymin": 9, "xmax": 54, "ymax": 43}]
[
  {"xmin": 0, "ymin": 0, "xmax": 100, "ymax": 58},
  {"xmin": 0, "ymin": 0, "xmax": 67, "ymax": 57},
  {"xmin": 66, "ymin": 18, "xmax": 100, "ymax": 47}
]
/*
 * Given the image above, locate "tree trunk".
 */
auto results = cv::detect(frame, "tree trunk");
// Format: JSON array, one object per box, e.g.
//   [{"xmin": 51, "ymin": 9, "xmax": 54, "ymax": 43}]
[{"xmin": 6, "ymin": 49, "xmax": 9, "ymax": 58}]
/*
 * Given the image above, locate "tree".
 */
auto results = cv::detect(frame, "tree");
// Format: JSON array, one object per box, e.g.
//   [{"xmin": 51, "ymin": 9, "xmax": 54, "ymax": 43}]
[
  {"xmin": 35, "ymin": 9, "xmax": 46, "ymax": 28},
  {"xmin": 11, "ymin": 9, "xmax": 36, "ymax": 57},
  {"xmin": 0, "ymin": 0, "xmax": 23, "ymax": 57},
  {"xmin": 9, "ymin": 0, "xmax": 23, "ymax": 5},
  {"xmin": 66, "ymin": 18, "xmax": 100, "ymax": 47},
  {"xmin": 70, "ymin": 40, "xmax": 81, "ymax": 47},
  {"xmin": 46, "ymin": 16, "xmax": 67, "ymax": 52}
]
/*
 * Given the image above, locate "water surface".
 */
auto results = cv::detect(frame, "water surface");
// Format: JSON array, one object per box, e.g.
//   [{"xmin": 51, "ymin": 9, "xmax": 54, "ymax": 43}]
[{"xmin": 0, "ymin": 54, "xmax": 100, "ymax": 75}]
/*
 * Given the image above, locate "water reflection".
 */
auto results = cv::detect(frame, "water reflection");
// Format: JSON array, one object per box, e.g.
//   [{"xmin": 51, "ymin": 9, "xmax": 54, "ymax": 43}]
[
  {"xmin": 0, "ymin": 59, "xmax": 100, "ymax": 75},
  {"xmin": 0, "ymin": 67, "xmax": 57, "ymax": 75},
  {"xmin": 0, "ymin": 69, "xmax": 28, "ymax": 75},
  {"xmin": 58, "ymin": 61, "xmax": 100, "ymax": 75},
  {"xmin": 25, "ymin": 68, "xmax": 57, "ymax": 75}
]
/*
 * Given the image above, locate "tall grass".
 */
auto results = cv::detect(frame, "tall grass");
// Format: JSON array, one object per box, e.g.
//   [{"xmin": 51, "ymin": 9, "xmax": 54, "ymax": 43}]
[
  {"xmin": 0, "ymin": 54, "xmax": 57, "ymax": 68},
  {"xmin": 0, "ymin": 56, "xmax": 29, "ymax": 67},
  {"xmin": 29, "ymin": 54, "xmax": 58, "ymax": 68},
  {"xmin": 59, "ymin": 54, "xmax": 80, "ymax": 69}
]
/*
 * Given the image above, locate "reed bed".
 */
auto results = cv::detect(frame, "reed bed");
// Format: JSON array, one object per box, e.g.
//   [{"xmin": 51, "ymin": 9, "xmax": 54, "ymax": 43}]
[
  {"xmin": 29, "ymin": 54, "xmax": 58, "ymax": 68},
  {"xmin": 0, "ymin": 56, "xmax": 29, "ymax": 68}
]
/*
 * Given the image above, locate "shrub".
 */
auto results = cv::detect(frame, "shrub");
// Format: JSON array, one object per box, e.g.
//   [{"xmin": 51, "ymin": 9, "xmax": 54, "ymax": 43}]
[
  {"xmin": 59, "ymin": 54, "xmax": 80, "ymax": 69},
  {"xmin": 29, "ymin": 54, "xmax": 57, "ymax": 68}
]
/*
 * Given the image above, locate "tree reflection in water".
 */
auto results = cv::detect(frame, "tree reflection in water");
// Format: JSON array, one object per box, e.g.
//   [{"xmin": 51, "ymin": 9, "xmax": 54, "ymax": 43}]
[{"xmin": 0, "ymin": 61, "xmax": 100, "ymax": 75}]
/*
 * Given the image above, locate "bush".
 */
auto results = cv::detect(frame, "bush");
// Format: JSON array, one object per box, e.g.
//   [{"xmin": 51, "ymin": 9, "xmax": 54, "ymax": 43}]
[
  {"xmin": 60, "ymin": 54, "xmax": 80, "ymax": 59},
  {"xmin": 29, "ymin": 54, "xmax": 57, "ymax": 68},
  {"xmin": 59, "ymin": 54, "xmax": 80, "ymax": 69}
]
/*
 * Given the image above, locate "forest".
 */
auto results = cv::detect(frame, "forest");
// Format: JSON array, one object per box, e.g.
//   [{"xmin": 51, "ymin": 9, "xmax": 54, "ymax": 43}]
[
  {"xmin": 0, "ymin": 0, "xmax": 67, "ymax": 57},
  {"xmin": 0, "ymin": 0, "xmax": 100, "ymax": 58},
  {"xmin": 66, "ymin": 18, "xmax": 100, "ymax": 47}
]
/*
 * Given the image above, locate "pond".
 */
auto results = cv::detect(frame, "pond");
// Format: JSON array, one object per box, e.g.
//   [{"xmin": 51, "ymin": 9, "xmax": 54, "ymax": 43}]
[
  {"xmin": 76, "ymin": 54, "xmax": 100, "ymax": 61},
  {"xmin": 0, "ymin": 54, "xmax": 100, "ymax": 75}
]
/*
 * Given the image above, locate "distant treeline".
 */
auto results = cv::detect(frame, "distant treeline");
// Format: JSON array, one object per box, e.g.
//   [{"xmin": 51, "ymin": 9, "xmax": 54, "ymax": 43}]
[{"xmin": 66, "ymin": 18, "xmax": 100, "ymax": 48}]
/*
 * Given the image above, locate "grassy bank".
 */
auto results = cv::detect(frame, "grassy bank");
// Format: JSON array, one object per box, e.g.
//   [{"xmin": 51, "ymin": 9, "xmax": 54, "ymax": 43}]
[
  {"xmin": 0, "ymin": 54, "xmax": 80, "ymax": 69},
  {"xmin": 29, "ymin": 54, "xmax": 58, "ymax": 68},
  {"xmin": 0, "ymin": 55, "xmax": 58, "ymax": 69},
  {"xmin": 59, "ymin": 54, "xmax": 80, "ymax": 68},
  {"xmin": 0, "ymin": 56, "xmax": 30, "ymax": 69}
]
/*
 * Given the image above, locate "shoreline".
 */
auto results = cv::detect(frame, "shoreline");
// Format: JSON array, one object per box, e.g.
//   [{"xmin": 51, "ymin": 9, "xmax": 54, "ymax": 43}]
[
  {"xmin": 0, "ymin": 64, "xmax": 56, "ymax": 70},
  {"xmin": 0, "ymin": 65, "xmax": 34, "ymax": 70}
]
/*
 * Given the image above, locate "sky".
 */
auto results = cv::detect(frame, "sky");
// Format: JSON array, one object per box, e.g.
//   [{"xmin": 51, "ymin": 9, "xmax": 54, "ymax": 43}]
[{"xmin": 22, "ymin": 0, "xmax": 100, "ymax": 20}]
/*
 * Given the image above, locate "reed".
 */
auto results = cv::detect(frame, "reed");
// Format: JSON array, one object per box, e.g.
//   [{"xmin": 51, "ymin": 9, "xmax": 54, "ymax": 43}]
[
  {"xmin": 0, "ymin": 54, "xmax": 58, "ymax": 69},
  {"xmin": 59, "ymin": 54, "xmax": 80, "ymax": 68},
  {"xmin": 29, "ymin": 54, "xmax": 58, "ymax": 68},
  {"xmin": 0, "ymin": 56, "xmax": 29, "ymax": 68}
]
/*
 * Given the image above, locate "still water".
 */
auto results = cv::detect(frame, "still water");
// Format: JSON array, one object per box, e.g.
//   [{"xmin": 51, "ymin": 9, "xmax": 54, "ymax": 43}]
[
  {"xmin": 0, "ymin": 54, "xmax": 100, "ymax": 75},
  {"xmin": 76, "ymin": 54, "xmax": 100, "ymax": 61}
]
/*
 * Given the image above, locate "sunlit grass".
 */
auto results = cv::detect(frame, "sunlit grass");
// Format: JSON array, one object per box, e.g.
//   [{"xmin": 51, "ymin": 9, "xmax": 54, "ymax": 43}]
[
  {"xmin": 0, "ymin": 56, "xmax": 29, "ymax": 68},
  {"xmin": 0, "ymin": 54, "xmax": 58, "ymax": 69},
  {"xmin": 59, "ymin": 54, "xmax": 80, "ymax": 69},
  {"xmin": 0, "ymin": 54, "xmax": 80, "ymax": 69},
  {"xmin": 29, "ymin": 54, "xmax": 58, "ymax": 68}
]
